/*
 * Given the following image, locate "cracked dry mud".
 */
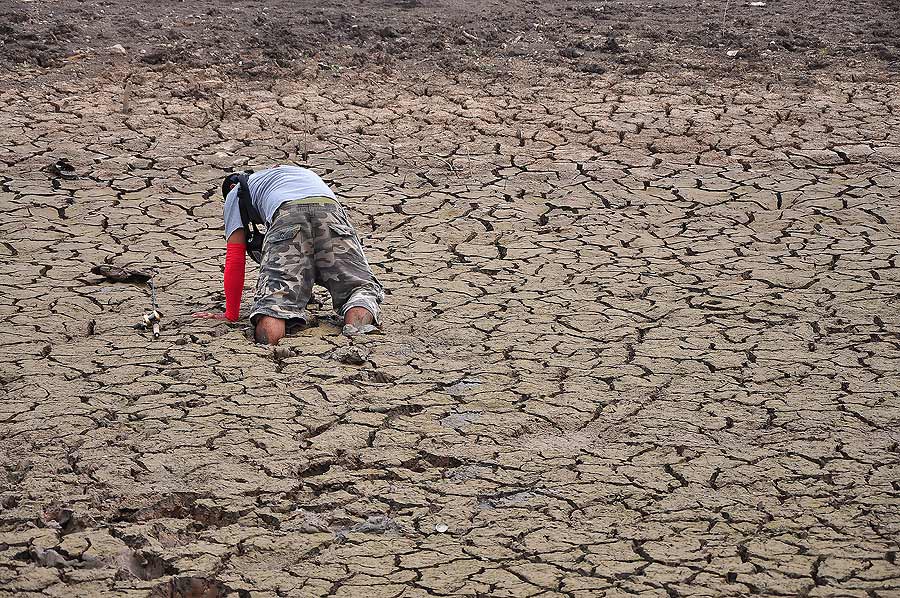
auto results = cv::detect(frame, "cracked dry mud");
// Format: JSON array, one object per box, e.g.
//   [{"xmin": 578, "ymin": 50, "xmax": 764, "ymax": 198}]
[{"xmin": 2, "ymin": 13, "xmax": 900, "ymax": 598}]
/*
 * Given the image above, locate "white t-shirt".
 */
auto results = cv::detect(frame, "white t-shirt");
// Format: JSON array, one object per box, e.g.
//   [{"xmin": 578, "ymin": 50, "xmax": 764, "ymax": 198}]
[{"xmin": 223, "ymin": 165, "xmax": 336, "ymax": 239}]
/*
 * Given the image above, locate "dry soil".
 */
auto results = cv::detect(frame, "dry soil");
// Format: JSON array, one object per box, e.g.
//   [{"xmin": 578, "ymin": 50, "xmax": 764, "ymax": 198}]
[{"xmin": 1, "ymin": 1, "xmax": 899, "ymax": 597}]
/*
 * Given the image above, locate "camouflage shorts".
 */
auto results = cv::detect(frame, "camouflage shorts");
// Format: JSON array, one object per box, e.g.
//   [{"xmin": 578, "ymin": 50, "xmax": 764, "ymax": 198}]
[{"xmin": 250, "ymin": 202, "xmax": 384, "ymax": 326}]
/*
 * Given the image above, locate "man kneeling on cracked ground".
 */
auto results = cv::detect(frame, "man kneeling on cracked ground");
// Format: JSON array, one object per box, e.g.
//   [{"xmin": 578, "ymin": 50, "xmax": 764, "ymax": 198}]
[{"xmin": 194, "ymin": 165, "xmax": 384, "ymax": 345}]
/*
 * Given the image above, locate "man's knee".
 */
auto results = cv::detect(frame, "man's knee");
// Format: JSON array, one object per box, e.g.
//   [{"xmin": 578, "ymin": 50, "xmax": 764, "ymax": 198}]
[{"xmin": 255, "ymin": 316, "xmax": 285, "ymax": 345}]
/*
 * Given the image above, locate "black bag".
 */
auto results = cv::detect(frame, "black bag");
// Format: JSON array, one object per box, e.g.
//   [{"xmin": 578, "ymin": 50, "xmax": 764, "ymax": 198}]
[{"xmin": 236, "ymin": 174, "xmax": 264, "ymax": 264}]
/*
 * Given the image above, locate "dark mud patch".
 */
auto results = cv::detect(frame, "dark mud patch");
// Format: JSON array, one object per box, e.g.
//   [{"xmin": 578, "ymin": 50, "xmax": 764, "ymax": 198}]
[{"xmin": 1, "ymin": 0, "xmax": 897, "ymax": 77}]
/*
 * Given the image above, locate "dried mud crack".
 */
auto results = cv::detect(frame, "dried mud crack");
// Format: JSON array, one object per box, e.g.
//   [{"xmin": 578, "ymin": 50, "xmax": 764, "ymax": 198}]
[{"xmin": 1, "ymin": 2, "xmax": 900, "ymax": 596}]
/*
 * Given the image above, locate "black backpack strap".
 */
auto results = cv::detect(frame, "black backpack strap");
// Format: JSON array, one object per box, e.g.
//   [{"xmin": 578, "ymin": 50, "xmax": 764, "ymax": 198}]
[{"xmin": 236, "ymin": 174, "xmax": 264, "ymax": 264}]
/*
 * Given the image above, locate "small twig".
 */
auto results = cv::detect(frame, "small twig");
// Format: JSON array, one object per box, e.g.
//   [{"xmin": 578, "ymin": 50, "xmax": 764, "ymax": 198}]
[
  {"xmin": 121, "ymin": 76, "xmax": 132, "ymax": 114},
  {"xmin": 141, "ymin": 274, "xmax": 161, "ymax": 339},
  {"xmin": 148, "ymin": 277, "xmax": 160, "ymax": 313},
  {"xmin": 325, "ymin": 139, "xmax": 371, "ymax": 171},
  {"xmin": 430, "ymin": 154, "xmax": 461, "ymax": 176},
  {"xmin": 331, "ymin": 134, "xmax": 376, "ymax": 160},
  {"xmin": 303, "ymin": 112, "xmax": 309, "ymax": 162},
  {"xmin": 461, "ymin": 143, "xmax": 468, "ymax": 177},
  {"xmin": 721, "ymin": 0, "xmax": 731, "ymax": 36}
]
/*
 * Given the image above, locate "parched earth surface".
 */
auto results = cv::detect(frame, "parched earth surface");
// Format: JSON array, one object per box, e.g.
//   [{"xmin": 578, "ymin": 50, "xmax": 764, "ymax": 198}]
[{"xmin": 2, "ymin": 1, "xmax": 900, "ymax": 597}]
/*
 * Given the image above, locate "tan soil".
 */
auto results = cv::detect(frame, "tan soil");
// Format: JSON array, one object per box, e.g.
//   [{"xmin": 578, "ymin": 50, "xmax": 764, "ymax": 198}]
[{"xmin": 1, "ymin": 1, "xmax": 899, "ymax": 597}]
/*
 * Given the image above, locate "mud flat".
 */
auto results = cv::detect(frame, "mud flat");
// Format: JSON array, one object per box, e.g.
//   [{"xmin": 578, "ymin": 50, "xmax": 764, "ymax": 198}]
[{"xmin": 1, "ymin": 1, "xmax": 899, "ymax": 596}]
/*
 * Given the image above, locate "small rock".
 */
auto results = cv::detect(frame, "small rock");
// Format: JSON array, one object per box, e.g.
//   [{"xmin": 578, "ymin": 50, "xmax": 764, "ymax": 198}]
[
  {"xmin": 332, "ymin": 345, "xmax": 370, "ymax": 366},
  {"xmin": 33, "ymin": 548, "xmax": 73, "ymax": 568},
  {"xmin": 352, "ymin": 515, "xmax": 400, "ymax": 534},
  {"xmin": 342, "ymin": 324, "xmax": 379, "ymax": 337},
  {"xmin": 873, "ymin": 44, "xmax": 898, "ymax": 61},
  {"xmin": 434, "ymin": 523, "xmax": 449, "ymax": 533},
  {"xmin": 579, "ymin": 63, "xmax": 606, "ymax": 74},
  {"xmin": 726, "ymin": 49, "xmax": 740, "ymax": 58},
  {"xmin": 45, "ymin": 158, "xmax": 77, "ymax": 180},
  {"xmin": 108, "ymin": 44, "xmax": 127, "ymax": 55},
  {"xmin": 339, "ymin": 369, "xmax": 397, "ymax": 384},
  {"xmin": 273, "ymin": 346, "xmax": 295, "ymax": 360},
  {"xmin": 377, "ymin": 26, "xmax": 399, "ymax": 39},
  {"xmin": 602, "ymin": 33, "xmax": 624, "ymax": 54},
  {"xmin": 559, "ymin": 47, "xmax": 584, "ymax": 59}
]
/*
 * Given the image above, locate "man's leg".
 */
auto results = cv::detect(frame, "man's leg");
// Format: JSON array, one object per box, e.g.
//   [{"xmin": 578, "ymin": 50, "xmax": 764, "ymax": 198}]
[
  {"xmin": 255, "ymin": 316, "xmax": 285, "ymax": 345},
  {"xmin": 314, "ymin": 208, "xmax": 384, "ymax": 327},
  {"xmin": 249, "ymin": 206, "xmax": 316, "ymax": 343}
]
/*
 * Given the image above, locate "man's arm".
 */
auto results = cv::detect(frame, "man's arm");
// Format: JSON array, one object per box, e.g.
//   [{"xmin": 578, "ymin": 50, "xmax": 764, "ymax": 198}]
[
  {"xmin": 223, "ymin": 229, "xmax": 247, "ymax": 321},
  {"xmin": 194, "ymin": 229, "xmax": 246, "ymax": 321}
]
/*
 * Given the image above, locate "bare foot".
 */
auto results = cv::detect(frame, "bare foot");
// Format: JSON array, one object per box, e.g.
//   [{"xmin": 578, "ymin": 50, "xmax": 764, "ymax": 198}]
[{"xmin": 344, "ymin": 306, "xmax": 375, "ymax": 328}]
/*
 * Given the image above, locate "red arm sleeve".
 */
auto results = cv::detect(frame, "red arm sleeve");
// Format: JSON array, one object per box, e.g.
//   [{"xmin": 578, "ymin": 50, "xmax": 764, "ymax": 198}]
[{"xmin": 224, "ymin": 243, "xmax": 246, "ymax": 321}]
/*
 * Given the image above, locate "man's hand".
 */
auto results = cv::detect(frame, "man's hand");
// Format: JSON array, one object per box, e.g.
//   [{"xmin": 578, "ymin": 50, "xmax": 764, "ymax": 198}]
[{"xmin": 193, "ymin": 312, "xmax": 231, "ymax": 320}]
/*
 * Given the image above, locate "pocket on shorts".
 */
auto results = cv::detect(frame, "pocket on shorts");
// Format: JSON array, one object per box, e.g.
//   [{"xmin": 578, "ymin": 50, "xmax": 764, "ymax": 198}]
[
  {"xmin": 328, "ymin": 222, "xmax": 356, "ymax": 238},
  {"xmin": 326, "ymin": 219, "xmax": 370, "ymax": 268},
  {"xmin": 266, "ymin": 228, "xmax": 295, "ymax": 244}
]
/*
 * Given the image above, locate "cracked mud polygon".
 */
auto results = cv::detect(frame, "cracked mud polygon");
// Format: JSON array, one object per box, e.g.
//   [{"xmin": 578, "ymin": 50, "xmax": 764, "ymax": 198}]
[{"xmin": 1, "ymin": 1, "xmax": 899, "ymax": 596}]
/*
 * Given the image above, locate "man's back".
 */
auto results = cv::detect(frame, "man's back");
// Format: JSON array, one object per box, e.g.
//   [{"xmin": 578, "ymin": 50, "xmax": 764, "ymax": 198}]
[{"xmin": 223, "ymin": 165, "xmax": 336, "ymax": 238}]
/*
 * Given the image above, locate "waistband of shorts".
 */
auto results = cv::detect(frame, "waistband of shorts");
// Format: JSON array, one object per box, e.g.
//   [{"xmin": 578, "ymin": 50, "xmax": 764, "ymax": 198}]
[
  {"xmin": 273, "ymin": 197, "xmax": 340, "ymax": 219},
  {"xmin": 283, "ymin": 196, "xmax": 339, "ymax": 206}
]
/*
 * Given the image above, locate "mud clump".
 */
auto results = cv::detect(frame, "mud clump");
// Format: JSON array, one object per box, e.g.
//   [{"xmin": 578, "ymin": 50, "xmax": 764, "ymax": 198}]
[{"xmin": 332, "ymin": 345, "xmax": 370, "ymax": 365}]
